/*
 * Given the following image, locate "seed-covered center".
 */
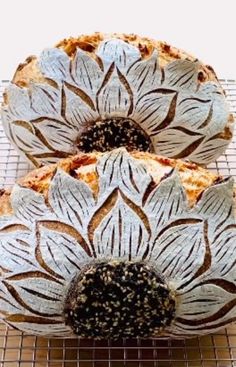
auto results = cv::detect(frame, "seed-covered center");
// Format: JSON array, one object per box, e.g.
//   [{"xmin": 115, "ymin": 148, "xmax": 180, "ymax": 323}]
[
  {"xmin": 64, "ymin": 261, "xmax": 175, "ymax": 339},
  {"xmin": 77, "ymin": 118, "xmax": 153, "ymax": 153}
]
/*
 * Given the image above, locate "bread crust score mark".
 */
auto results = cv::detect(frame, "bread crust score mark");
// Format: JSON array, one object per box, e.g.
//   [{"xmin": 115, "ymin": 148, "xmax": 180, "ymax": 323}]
[
  {"xmin": 0, "ymin": 149, "xmax": 235, "ymax": 338},
  {"xmin": 1, "ymin": 33, "xmax": 233, "ymax": 167},
  {"xmin": 0, "ymin": 150, "xmax": 218, "ymax": 215}
]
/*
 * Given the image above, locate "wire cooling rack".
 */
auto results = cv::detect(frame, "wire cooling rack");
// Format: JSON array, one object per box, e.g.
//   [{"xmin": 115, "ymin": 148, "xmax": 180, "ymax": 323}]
[{"xmin": 0, "ymin": 79, "xmax": 236, "ymax": 367}]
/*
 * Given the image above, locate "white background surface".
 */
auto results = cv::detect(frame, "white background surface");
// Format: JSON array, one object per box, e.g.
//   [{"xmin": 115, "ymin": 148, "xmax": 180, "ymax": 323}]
[{"xmin": 0, "ymin": 0, "xmax": 235, "ymax": 80}]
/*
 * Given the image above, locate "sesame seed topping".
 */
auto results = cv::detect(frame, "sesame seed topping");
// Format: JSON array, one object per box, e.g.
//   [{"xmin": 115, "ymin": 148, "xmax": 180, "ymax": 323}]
[
  {"xmin": 77, "ymin": 118, "xmax": 153, "ymax": 153},
  {"xmin": 64, "ymin": 261, "xmax": 175, "ymax": 339}
]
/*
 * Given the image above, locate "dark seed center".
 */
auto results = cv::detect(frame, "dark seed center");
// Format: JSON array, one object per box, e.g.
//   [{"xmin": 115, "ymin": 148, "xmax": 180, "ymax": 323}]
[
  {"xmin": 77, "ymin": 118, "xmax": 153, "ymax": 153},
  {"xmin": 64, "ymin": 261, "xmax": 175, "ymax": 339}
]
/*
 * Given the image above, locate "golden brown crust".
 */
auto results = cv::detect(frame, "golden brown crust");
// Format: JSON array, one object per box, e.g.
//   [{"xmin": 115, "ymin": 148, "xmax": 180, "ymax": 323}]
[
  {"xmin": 12, "ymin": 32, "xmax": 219, "ymax": 88},
  {"xmin": 57, "ymin": 33, "xmax": 218, "ymax": 82},
  {"xmin": 0, "ymin": 152, "xmax": 218, "ymax": 217}
]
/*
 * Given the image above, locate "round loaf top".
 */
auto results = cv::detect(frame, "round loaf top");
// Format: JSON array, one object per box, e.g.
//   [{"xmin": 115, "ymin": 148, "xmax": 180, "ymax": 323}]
[
  {"xmin": 0, "ymin": 150, "xmax": 218, "ymax": 215},
  {"xmin": 0, "ymin": 149, "xmax": 235, "ymax": 338},
  {"xmin": 12, "ymin": 33, "xmax": 219, "ymax": 86},
  {"xmin": 1, "ymin": 33, "xmax": 234, "ymax": 166}
]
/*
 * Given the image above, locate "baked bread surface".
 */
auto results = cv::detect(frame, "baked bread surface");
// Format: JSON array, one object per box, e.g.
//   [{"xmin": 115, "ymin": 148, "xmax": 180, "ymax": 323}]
[
  {"xmin": 0, "ymin": 149, "xmax": 235, "ymax": 338},
  {"xmin": 1, "ymin": 33, "xmax": 233, "ymax": 167},
  {"xmin": 0, "ymin": 151, "xmax": 218, "ymax": 215},
  {"xmin": 13, "ymin": 33, "xmax": 218, "ymax": 88}
]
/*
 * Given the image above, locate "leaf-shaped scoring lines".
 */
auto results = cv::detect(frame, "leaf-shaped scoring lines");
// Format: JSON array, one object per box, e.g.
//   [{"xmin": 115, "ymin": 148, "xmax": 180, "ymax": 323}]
[
  {"xmin": 2, "ymin": 39, "xmax": 232, "ymax": 167},
  {"xmin": 11, "ymin": 185, "xmax": 51, "ymax": 224},
  {"xmin": 92, "ymin": 191, "xmax": 150, "ymax": 260},
  {"xmin": 143, "ymin": 170, "xmax": 188, "ymax": 236},
  {"xmin": 151, "ymin": 218, "xmax": 208, "ymax": 289},
  {"xmin": 194, "ymin": 178, "xmax": 235, "ymax": 240},
  {"xmin": 96, "ymin": 148, "xmax": 152, "ymax": 205},
  {"xmin": 2, "ymin": 274, "xmax": 64, "ymax": 317},
  {"xmin": 0, "ymin": 148, "xmax": 235, "ymax": 338},
  {"xmin": 0, "ymin": 227, "xmax": 34, "ymax": 273},
  {"xmin": 96, "ymin": 64, "xmax": 134, "ymax": 119},
  {"xmin": 131, "ymin": 89, "xmax": 178, "ymax": 135},
  {"xmin": 152, "ymin": 128, "xmax": 204, "ymax": 159},
  {"xmin": 29, "ymin": 83, "xmax": 62, "ymax": 118},
  {"xmin": 96, "ymin": 38, "xmax": 141, "ymax": 71},
  {"xmin": 36, "ymin": 223, "xmax": 91, "ymax": 280},
  {"xmin": 4, "ymin": 84, "xmax": 32, "ymax": 120},
  {"xmin": 172, "ymin": 95, "xmax": 213, "ymax": 131},
  {"xmin": 48, "ymin": 169, "xmax": 95, "ymax": 240},
  {"xmin": 38, "ymin": 48, "xmax": 71, "ymax": 82},
  {"xmin": 70, "ymin": 49, "xmax": 103, "ymax": 98},
  {"xmin": 171, "ymin": 284, "xmax": 236, "ymax": 336},
  {"xmin": 62, "ymin": 82, "xmax": 99, "ymax": 127},
  {"xmin": 126, "ymin": 50, "xmax": 161, "ymax": 99},
  {"xmin": 163, "ymin": 60, "xmax": 199, "ymax": 91}
]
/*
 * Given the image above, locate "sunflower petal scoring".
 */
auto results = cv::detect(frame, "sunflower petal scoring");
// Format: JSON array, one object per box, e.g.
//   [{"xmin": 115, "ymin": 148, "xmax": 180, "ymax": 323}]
[
  {"xmin": 93, "ymin": 192, "xmax": 150, "ymax": 260},
  {"xmin": 11, "ymin": 185, "xmax": 51, "ymax": 224},
  {"xmin": 96, "ymin": 39, "xmax": 141, "ymax": 70},
  {"xmin": 48, "ymin": 169, "xmax": 95, "ymax": 237},
  {"xmin": 96, "ymin": 148, "xmax": 152, "ymax": 205},
  {"xmin": 38, "ymin": 48, "xmax": 71, "ymax": 82},
  {"xmin": 0, "ymin": 149, "xmax": 235, "ymax": 337},
  {"xmin": 71, "ymin": 49, "xmax": 103, "ymax": 97},
  {"xmin": 2, "ymin": 39, "xmax": 232, "ymax": 166}
]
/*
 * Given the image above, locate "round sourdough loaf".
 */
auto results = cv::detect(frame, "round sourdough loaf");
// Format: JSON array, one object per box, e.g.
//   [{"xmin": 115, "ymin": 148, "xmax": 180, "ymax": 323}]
[
  {"xmin": 0, "ymin": 149, "xmax": 235, "ymax": 338},
  {"xmin": 1, "ymin": 33, "xmax": 234, "ymax": 167}
]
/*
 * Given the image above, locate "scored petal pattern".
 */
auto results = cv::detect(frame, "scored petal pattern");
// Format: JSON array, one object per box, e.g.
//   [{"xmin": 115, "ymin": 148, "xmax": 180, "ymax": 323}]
[
  {"xmin": 34, "ymin": 118, "xmax": 78, "ymax": 153},
  {"xmin": 194, "ymin": 178, "xmax": 234, "ymax": 238},
  {"xmin": 152, "ymin": 128, "xmax": 205, "ymax": 159},
  {"xmin": 38, "ymin": 48, "xmax": 71, "ymax": 82},
  {"xmin": 11, "ymin": 185, "xmax": 51, "ymax": 224},
  {"xmin": 0, "ymin": 230, "xmax": 35, "ymax": 273},
  {"xmin": 71, "ymin": 49, "xmax": 103, "ymax": 97},
  {"xmin": 151, "ymin": 219, "xmax": 206, "ymax": 288},
  {"xmin": 93, "ymin": 192, "xmax": 150, "ymax": 260},
  {"xmin": 143, "ymin": 170, "xmax": 187, "ymax": 235},
  {"xmin": 97, "ymin": 66, "xmax": 133, "ymax": 119},
  {"xmin": 3, "ymin": 276, "xmax": 64, "ymax": 316},
  {"xmin": 96, "ymin": 39, "xmax": 141, "ymax": 70},
  {"xmin": 172, "ymin": 284, "xmax": 236, "ymax": 336},
  {"xmin": 38, "ymin": 225, "xmax": 91, "ymax": 280},
  {"xmin": 126, "ymin": 50, "xmax": 161, "ymax": 98},
  {"xmin": 48, "ymin": 169, "xmax": 95, "ymax": 238},
  {"xmin": 5, "ymin": 84, "xmax": 32, "ymax": 120},
  {"xmin": 30, "ymin": 83, "xmax": 62, "ymax": 118},
  {"xmin": 96, "ymin": 148, "xmax": 152, "ymax": 205},
  {"xmin": 0, "ymin": 149, "xmax": 235, "ymax": 338},
  {"xmin": 163, "ymin": 60, "xmax": 199, "ymax": 90},
  {"xmin": 172, "ymin": 94, "xmax": 212, "ymax": 130},
  {"xmin": 131, "ymin": 90, "xmax": 178, "ymax": 134},
  {"xmin": 1, "ymin": 39, "xmax": 232, "ymax": 166},
  {"xmin": 63, "ymin": 83, "xmax": 99, "ymax": 127}
]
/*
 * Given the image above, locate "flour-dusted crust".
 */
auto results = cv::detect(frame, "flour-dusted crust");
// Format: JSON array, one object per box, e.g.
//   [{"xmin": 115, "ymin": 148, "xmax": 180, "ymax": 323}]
[
  {"xmin": 1, "ymin": 33, "xmax": 234, "ymax": 167},
  {"xmin": 0, "ymin": 150, "xmax": 218, "ymax": 216},
  {"xmin": 12, "ymin": 33, "xmax": 219, "ymax": 87},
  {"xmin": 0, "ymin": 149, "xmax": 235, "ymax": 338}
]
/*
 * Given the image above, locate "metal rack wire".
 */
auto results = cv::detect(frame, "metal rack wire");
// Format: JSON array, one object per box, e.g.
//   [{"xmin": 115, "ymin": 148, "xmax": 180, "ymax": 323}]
[{"xmin": 0, "ymin": 79, "xmax": 236, "ymax": 367}]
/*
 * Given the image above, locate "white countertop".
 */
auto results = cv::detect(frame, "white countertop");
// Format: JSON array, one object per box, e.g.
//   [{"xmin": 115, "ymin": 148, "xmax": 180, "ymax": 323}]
[{"xmin": 0, "ymin": 0, "xmax": 235, "ymax": 80}]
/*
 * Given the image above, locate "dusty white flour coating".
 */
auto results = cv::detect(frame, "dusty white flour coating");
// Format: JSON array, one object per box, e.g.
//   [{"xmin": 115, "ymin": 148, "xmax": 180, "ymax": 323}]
[
  {"xmin": 0, "ymin": 149, "xmax": 235, "ymax": 338},
  {"xmin": 1, "ymin": 39, "xmax": 232, "ymax": 166}
]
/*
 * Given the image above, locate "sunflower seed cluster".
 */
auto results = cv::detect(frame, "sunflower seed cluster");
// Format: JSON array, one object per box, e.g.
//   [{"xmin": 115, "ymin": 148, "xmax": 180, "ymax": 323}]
[
  {"xmin": 64, "ymin": 261, "xmax": 175, "ymax": 339},
  {"xmin": 77, "ymin": 118, "xmax": 152, "ymax": 153}
]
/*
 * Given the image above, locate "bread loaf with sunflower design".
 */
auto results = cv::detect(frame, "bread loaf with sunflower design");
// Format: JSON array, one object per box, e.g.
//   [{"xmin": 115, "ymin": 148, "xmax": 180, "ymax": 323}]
[
  {"xmin": 0, "ymin": 148, "xmax": 235, "ymax": 339},
  {"xmin": 1, "ymin": 33, "xmax": 234, "ymax": 167}
]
